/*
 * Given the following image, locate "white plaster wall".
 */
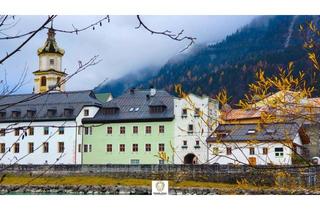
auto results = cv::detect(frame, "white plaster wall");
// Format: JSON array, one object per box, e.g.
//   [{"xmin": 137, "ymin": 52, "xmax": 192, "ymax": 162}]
[
  {"xmin": 207, "ymin": 142, "xmax": 295, "ymax": 165},
  {"xmin": 39, "ymin": 54, "xmax": 62, "ymax": 71},
  {"xmin": 75, "ymin": 106, "xmax": 100, "ymax": 164},
  {"xmin": 173, "ymin": 94, "xmax": 219, "ymax": 164},
  {"xmin": 0, "ymin": 121, "xmax": 76, "ymax": 165},
  {"xmin": 0, "ymin": 106, "xmax": 100, "ymax": 165}
]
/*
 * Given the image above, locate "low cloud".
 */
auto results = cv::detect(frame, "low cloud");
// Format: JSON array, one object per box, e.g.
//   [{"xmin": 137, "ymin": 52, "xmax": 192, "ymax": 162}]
[{"xmin": 0, "ymin": 15, "xmax": 255, "ymax": 93}]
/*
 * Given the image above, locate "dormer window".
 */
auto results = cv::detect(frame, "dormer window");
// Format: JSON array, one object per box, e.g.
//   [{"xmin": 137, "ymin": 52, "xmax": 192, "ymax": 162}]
[
  {"xmin": 149, "ymin": 106, "xmax": 166, "ymax": 113},
  {"xmin": 0, "ymin": 111, "xmax": 6, "ymax": 119},
  {"xmin": 49, "ymin": 59, "xmax": 54, "ymax": 65},
  {"xmin": 47, "ymin": 108, "xmax": 57, "ymax": 117},
  {"xmin": 64, "ymin": 108, "xmax": 73, "ymax": 117},
  {"xmin": 12, "ymin": 110, "xmax": 21, "ymax": 118},
  {"xmin": 266, "ymin": 128, "xmax": 275, "ymax": 134},
  {"xmin": 216, "ymin": 131, "xmax": 230, "ymax": 138},
  {"xmin": 27, "ymin": 110, "xmax": 36, "ymax": 118},
  {"xmin": 103, "ymin": 108, "xmax": 118, "ymax": 115}
]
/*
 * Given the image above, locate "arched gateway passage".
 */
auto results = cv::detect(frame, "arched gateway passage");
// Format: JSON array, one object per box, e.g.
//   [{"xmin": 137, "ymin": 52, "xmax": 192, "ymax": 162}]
[{"xmin": 184, "ymin": 153, "xmax": 198, "ymax": 164}]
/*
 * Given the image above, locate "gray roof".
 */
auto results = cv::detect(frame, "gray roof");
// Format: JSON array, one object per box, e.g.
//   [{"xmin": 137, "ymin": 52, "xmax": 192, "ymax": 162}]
[
  {"xmin": 83, "ymin": 89, "xmax": 174, "ymax": 123},
  {"xmin": 0, "ymin": 90, "xmax": 101, "ymax": 122},
  {"xmin": 207, "ymin": 123, "xmax": 302, "ymax": 142}
]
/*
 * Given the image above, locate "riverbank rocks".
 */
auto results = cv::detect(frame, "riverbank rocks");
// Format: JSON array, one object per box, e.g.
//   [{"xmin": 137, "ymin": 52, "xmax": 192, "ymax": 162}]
[{"xmin": 0, "ymin": 185, "xmax": 319, "ymax": 195}]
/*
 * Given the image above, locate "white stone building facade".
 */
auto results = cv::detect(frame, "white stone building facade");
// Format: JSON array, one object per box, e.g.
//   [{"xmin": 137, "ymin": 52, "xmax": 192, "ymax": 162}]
[{"xmin": 173, "ymin": 94, "xmax": 219, "ymax": 164}]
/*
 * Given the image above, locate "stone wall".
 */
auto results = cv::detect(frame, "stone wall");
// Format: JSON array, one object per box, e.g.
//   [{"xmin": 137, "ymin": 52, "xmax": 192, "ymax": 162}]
[{"xmin": 0, "ymin": 164, "xmax": 318, "ymax": 187}]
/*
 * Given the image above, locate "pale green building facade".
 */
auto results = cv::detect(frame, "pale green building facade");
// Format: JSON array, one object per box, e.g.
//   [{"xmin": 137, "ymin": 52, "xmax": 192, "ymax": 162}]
[
  {"xmin": 82, "ymin": 89, "xmax": 175, "ymax": 164},
  {"xmin": 82, "ymin": 121, "xmax": 174, "ymax": 164}
]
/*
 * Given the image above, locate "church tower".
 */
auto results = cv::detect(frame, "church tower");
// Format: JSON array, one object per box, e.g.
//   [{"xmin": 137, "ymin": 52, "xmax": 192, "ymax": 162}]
[{"xmin": 33, "ymin": 27, "xmax": 67, "ymax": 93}]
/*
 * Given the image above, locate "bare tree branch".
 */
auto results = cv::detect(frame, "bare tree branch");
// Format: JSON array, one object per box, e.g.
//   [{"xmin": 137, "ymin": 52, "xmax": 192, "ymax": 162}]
[{"xmin": 135, "ymin": 15, "xmax": 196, "ymax": 52}]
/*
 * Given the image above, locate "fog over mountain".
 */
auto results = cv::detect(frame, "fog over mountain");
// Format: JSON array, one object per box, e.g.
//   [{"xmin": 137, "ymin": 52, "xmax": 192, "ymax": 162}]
[{"xmin": 0, "ymin": 15, "xmax": 255, "ymax": 93}]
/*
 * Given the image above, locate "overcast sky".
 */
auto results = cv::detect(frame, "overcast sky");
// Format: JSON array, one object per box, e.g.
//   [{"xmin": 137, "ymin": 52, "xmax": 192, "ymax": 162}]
[{"xmin": 0, "ymin": 15, "xmax": 255, "ymax": 93}]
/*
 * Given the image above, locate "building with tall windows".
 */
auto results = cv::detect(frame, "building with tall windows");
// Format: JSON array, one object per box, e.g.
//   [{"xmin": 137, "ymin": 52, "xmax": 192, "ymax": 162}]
[{"xmin": 82, "ymin": 88, "xmax": 175, "ymax": 164}]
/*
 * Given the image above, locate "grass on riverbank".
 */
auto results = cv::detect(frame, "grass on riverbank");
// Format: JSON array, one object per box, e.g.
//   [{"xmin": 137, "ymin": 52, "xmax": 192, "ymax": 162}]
[{"xmin": 0, "ymin": 174, "xmax": 306, "ymax": 193}]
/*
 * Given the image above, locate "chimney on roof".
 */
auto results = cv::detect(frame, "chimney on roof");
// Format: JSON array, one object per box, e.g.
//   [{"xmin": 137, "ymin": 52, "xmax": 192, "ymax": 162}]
[
  {"xmin": 146, "ymin": 94, "xmax": 150, "ymax": 100},
  {"xmin": 130, "ymin": 88, "xmax": 135, "ymax": 94},
  {"xmin": 150, "ymin": 86, "xmax": 156, "ymax": 97}
]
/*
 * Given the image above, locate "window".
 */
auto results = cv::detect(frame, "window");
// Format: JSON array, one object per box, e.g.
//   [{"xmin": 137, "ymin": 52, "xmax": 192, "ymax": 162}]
[
  {"xmin": 275, "ymin": 147, "xmax": 284, "ymax": 157},
  {"xmin": 119, "ymin": 144, "xmax": 125, "ymax": 152},
  {"xmin": 84, "ymin": 109, "xmax": 89, "ymax": 116},
  {"xmin": 263, "ymin": 147, "xmax": 268, "ymax": 155},
  {"xmin": 14, "ymin": 128, "xmax": 19, "ymax": 136},
  {"xmin": 212, "ymin": 147, "xmax": 219, "ymax": 155},
  {"xmin": 150, "ymin": 106, "xmax": 165, "ymax": 113},
  {"xmin": 14, "ymin": 143, "xmax": 19, "ymax": 153},
  {"xmin": 78, "ymin": 126, "xmax": 82, "ymax": 135},
  {"xmin": 159, "ymin": 125, "xmax": 165, "ymax": 133},
  {"xmin": 226, "ymin": 147, "xmax": 232, "ymax": 155},
  {"xmin": 84, "ymin": 127, "xmax": 92, "ymax": 135},
  {"xmin": 44, "ymin": 127, "xmax": 49, "ymax": 135},
  {"xmin": 195, "ymin": 140, "xmax": 200, "ymax": 148},
  {"xmin": 145, "ymin": 126, "xmax": 151, "ymax": 134},
  {"xmin": 159, "ymin": 144, "xmax": 165, "ymax": 152},
  {"xmin": 130, "ymin": 159, "xmax": 140, "ymax": 164},
  {"xmin": 0, "ymin": 143, "xmax": 5, "ymax": 153},
  {"xmin": 28, "ymin": 127, "xmax": 34, "ymax": 136},
  {"xmin": 47, "ymin": 109, "xmax": 56, "ymax": 117},
  {"xmin": 27, "ymin": 110, "xmax": 36, "ymax": 118},
  {"xmin": 89, "ymin": 145, "xmax": 92, "ymax": 152},
  {"xmin": 145, "ymin": 144, "xmax": 151, "ymax": 152},
  {"xmin": 64, "ymin": 108, "xmax": 73, "ymax": 117},
  {"xmin": 106, "ymin": 144, "xmax": 112, "ymax": 152},
  {"xmin": 0, "ymin": 129, "xmax": 5, "ymax": 136},
  {"xmin": 78, "ymin": 144, "xmax": 82, "ymax": 153},
  {"xmin": 107, "ymin": 126, "xmax": 112, "ymax": 134},
  {"xmin": 12, "ymin": 111, "xmax": 21, "ymax": 118},
  {"xmin": 183, "ymin": 140, "xmax": 187, "ymax": 146},
  {"xmin": 104, "ymin": 108, "xmax": 118, "ymax": 115},
  {"xmin": 120, "ymin": 126, "xmax": 125, "ymax": 134},
  {"xmin": 84, "ymin": 144, "xmax": 88, "ymax": 153},
  {"xmin": 58, "ymin": 127, "xmax": 64, "ymax": 135},
  {"xmin": 133, "ymin": 126, "xmax": 138, "ymax": 134},
  {"xmin": 40, "ymin": 76, "xmax": 46, "ymax": 87},
  {"xmin": 249, "ymin": 147, "xmax": 255, "ymax": 155},
  {"xmin": 182, "ymin": 109, "xmax": 187, "ymax": 117},
  {"xmin": 188, "ymin": 124, "xmax": 194, "ymax": 134},
  {"xmin": 28, "ymin": 142, "xmax": 34, "ymax": 153},
  {"xmin": 49, "ymin": 59, "xmax": 54, "ymax": 65},
  {"xmin": 0, "ymin": 111, "xmax": 6, "ymax": 119},
  {"xmin": 58, "ymin": 142, "xmax": 64, "ymax": 153},
  {"xmin": 43, "ymin": 142, "xmax": 49, "ymax": 153},
  {"xmin": 132, "ymin": 144, "xmax": 138, "ymax": 152},
  {"xmin": 194, "ymin": 108, "xmax": 200, "ymax": 117}
]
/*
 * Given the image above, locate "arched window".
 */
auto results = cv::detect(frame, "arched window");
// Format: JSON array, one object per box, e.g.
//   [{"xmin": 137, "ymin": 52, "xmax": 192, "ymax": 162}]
[{"xmin": 40, "ymin": 76, "xmax": 47, "ymax": 87}]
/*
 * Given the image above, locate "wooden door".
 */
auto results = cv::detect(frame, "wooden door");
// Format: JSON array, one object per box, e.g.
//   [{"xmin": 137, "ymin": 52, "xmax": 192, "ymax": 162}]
[{"xmin": 248, "ymin": 157, "xmax": 256, "ymax": 166}]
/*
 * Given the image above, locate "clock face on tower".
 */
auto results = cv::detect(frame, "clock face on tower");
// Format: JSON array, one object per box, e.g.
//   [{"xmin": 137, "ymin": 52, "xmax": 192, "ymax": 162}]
[{"xmin": 33, "ymin": 27, "xmax": 67, "ymax": 94}]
